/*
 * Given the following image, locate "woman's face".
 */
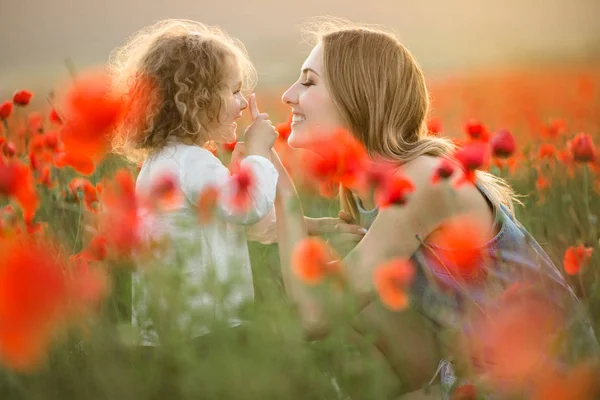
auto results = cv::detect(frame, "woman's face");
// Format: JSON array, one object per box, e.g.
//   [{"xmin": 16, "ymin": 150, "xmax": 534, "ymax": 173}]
[{"xmin": 282, "ymin": 43, "xmax": 346, "ymax": 148}]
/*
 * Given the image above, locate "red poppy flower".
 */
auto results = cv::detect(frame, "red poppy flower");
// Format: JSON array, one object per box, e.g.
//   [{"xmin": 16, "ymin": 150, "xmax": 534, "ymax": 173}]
[
  {"xmin": 148, "ymin": 173, "xmax": 182, "ymax": 210},
  {"xmin": 2, "ymin": 142, "xmax": 15, "ymax": 158},
  {"xmin": 13, "ymin": 90, "xmax": 33, "ymax": 107},
  {"xmin": 0, "ymin": 101, "xmax": 13, "ymax": 120},
  {"xmin": 427, "ymin": 117, "xmax": 443, "ymax": 136},
  {"xmin": 490, "ymin": 129, "xmax": 516, "ymax": 158},
  {"xmin": 49, "ymin": 108, "xmax": 62, "ymax": 125},
  {"xmin": 431, "ymin": 158, "xmax": 456, "ymax": 184},
  {"xmin": 97, "ymin": 170, "xmax": 141, "ymax": 257},
  {"xmin": 0, "ymin": 158, "xmax": 39, "ymax": 222},
  {"xmin": 567, "ymin": 133, "xmax": 596, "ymax": 163},
  {"xmin": 453, "ymin": 141, "xmax": 489, "ymax": 186},
  {"xmin": 83, "ymin": 235, "xmax": 108, "ymax": 262},
  {"xmin": 563, "ymin": 244, "xmax": 593, "ymax": 275},
  {"xmin": 222, "ymin": 140, "xmax": 237, "ymax": 152},
  {"xmin": 374, "ymin": 173, "xmax": 415, "ymax": 208},
  {"xmin": 197, "ymin": 185, "xmax": 219, "ymax": 224},
  {"xmin": 230, "ymin": 164, "xmax": 254, "ymax": 212},
  {"xmin": 275, "ymin": 114, "xmax": 292, "ymax": 141},
  {"xmin": 59, "ymin": 70, "xmax": 123, "ymax": 166},
  {"xmin": 532, "ymin": 362, "xmax": 599, "ymax": 400},
  {"xmin": 28, "ymin": 112, "xmax": 43, "ymax": 133},
  {"xmin": 357, "ymin": 160, "xmax": 399, "ymax": 192},
  {"xmin": 464, "ymin": 118, "xmax": 489, "ymax": 142},
  {"xmin": 451, "ymin": 384, "xmax": 477, "ymax": 400},
  {"xmin": 54, "ymin": 152, "xmax": 96, "ymax": 176},
  {"xmin": 0, "ymin": 238, "xmax": 68, "ymax": 371},
  {"xmin": 373, "ymin": 259, "xmax": 415, "ymax": 310},
  {"xmin": 68, "ymin": 178, "xmax": 99, "ymax": 210},
  {"xmin": 539, "ymin": 143, "xmax": 556, "ymax": 159},
  {"xmin": 292, "ymin": 237, "xmax": 343, "ymax": 285},
  {"xmin": 425, "ymin": 214, "xmax": 492, "ymax": 281},
  {"xmin": 39, "ymin": 166, "xmax": 53, "ymax": 188},
  {"xmin": 541, "ymin": 119, "xmax": 566, "ymax": 140},
  {"xmin": 462, "ymin": 287, "xmax": 564, "ymax": 395},
  {"xmin": 302, "ymin": 128, "xmax": 369, "ymax": 189}
]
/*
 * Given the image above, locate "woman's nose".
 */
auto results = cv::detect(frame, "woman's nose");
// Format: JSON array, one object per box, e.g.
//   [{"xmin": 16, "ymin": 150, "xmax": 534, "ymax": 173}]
[{"xmin": 282, "ymin": 84, "xmax": 297, "ymax": 106}]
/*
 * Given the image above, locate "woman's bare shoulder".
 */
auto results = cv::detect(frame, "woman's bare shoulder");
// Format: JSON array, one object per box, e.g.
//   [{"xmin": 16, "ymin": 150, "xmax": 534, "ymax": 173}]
[{"xmin": 400, "ymin": 155, "xmax": 494, "ymax": 225}]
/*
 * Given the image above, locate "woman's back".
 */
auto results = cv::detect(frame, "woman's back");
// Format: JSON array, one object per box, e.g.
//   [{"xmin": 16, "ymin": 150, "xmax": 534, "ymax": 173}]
[{"xmin": 352, "ymin": 170, "xmax": 599, "ymax": 394}]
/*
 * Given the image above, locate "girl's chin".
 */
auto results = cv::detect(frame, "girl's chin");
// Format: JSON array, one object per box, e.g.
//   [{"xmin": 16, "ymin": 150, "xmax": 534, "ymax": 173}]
[{"xmin": 212, "ymin": 130, "xmax": 237, "ymax": 144}]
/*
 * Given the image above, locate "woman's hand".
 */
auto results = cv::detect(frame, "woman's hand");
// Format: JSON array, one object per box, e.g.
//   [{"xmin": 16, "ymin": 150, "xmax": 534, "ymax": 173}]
[{"xmin": 305, "ymin": 214, "xmax": 366, "ymax": 254}]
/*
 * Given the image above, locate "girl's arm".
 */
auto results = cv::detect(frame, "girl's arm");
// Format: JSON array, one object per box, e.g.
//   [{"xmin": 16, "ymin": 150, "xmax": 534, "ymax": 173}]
[{"xmin": 180, "ymin": 146, "xmax": 278, "ymax": 226}]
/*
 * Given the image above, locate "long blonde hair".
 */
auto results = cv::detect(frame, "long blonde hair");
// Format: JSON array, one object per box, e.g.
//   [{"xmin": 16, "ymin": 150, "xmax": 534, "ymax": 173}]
[
  {"xmin": 301, "ymin": 17, "xmax": 516, "ymax": 220},
  {"xmin": 109, "ymin": 19, "xmax": 257, "ymax": 163}
]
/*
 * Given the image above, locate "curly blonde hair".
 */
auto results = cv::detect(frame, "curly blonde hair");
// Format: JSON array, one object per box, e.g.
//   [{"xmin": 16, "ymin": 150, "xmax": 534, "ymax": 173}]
[{"xmin": 109, "ymin": 19, "xmax": 257, "ymax": 162}]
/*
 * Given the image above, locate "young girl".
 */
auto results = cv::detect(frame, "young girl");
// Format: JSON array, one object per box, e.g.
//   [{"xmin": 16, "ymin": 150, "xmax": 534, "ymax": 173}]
[{"xmin": 109, "ymin": 19, "xmax": 279, "ymax": 345}]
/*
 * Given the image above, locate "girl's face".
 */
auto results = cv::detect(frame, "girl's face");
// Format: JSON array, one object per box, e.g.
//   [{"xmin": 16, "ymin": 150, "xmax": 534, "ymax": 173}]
[
  {"xmin": 281, "ymin": 43, "xmax": 346, "ymax": 148},
  {"xmin": 209, "ymin": 61, "xmax": 248, "ymax": 143}
]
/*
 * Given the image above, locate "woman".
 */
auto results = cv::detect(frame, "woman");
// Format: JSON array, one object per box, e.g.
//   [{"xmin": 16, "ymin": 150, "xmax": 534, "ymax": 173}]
[{"xmin": 272, "ymin": 18, "xmax": 598, "ymax": 399}]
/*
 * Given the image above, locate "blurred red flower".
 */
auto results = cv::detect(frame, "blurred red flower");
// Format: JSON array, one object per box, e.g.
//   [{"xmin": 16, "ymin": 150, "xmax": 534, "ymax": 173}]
[
  {"xmin": 0, "ymin": 157, "xmax": 39, "ymax": 223},
  {"xmin": 563, "ymin": 244, "xmax": 593, "ymax": 275},
  {"xmin": 68, "ymin": 178, "xmax": 99, "ymax": 211},
  {"xmin": 490, "ymin": 129, "xmax": 516, "ymax": 158},
  {"xmin": 98, "ymin": 169, "xmax": 141, "ymax": 257},
  {"xmin": 427, "ymin": 117, "xmax": 443, "ymax": 136},
  {"xmin": 13, "ymin": 90, "xmax": 33, "ymax": 107},
  {"xmin": 58, "ymin": 70, "xmax": 124, "ymax": 171},
  {"xmin": 374, "ymin": 173, "xmax": 415, "ymax": 208},
  {"xmin": 461, "ymin": 286, "xmax": 564, "ymax": 396},
  {"xmin": 49, "ymin": 108, "xmax": 62, "ymax": 125},
  {"xmin": 302, "ymin": 128, "xmax": 368, "ymax": 190},
  {"xmin": 148, "ymin": 172, "xmax": 182, "ymax": 210},
  {"xmin": 464, "ymin": 118, "xmax": 489, "ymax": 142},
  {"xmin": 567, "ymin": 133, "xmax": 596, "ymax": 163},
  {"xmin": 275, "ymin": 114, "xmax": 292, "ymax": 141},
  {"xmin": 0, "ymin": 101, "xmax": 13, "ymax": 120},
  {"xmin": 532, "ymin": 361, "xmax": 600, "ymax": 400},
  {"xmin": 373, "ymin": 259, "xmax": 415, "ymax": 310},
  {"xmin": 539, "ymin": 143, "xmax": 556, "ymax": 159},
  {"xmin": 292, "ymin": 237, "xmax": 342, "ymax": 285},
  {"xmin": 431, "ymin": 158, "xmax": 456, "ymax": 184},
  {"xmin": 28, "ymin": 112, "xmax": 43, "ymax": 134},
  {"xmin": 453, "ymin": 141, "xmax": 489, "ymax": 186},
  {"xmin": 222, "ymin": 139, "xmax": 237, "ymax": 152},
  {"xmin": 425, "ymin": 214, "xmax": 492, "ymax": 282},
  {"xmin": 0, "ymin": 238, "xmax": 68, "ymax": 371}
]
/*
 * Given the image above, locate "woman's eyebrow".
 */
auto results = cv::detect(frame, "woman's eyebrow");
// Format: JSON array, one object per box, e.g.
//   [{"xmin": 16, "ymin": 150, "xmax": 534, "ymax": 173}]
[{"xmin": 301, "ymin": 68, "xmax": 320, "ymax": 77}]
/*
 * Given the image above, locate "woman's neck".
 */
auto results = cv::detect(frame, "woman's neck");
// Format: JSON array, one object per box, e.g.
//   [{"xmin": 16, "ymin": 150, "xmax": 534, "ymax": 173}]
[{"xmin": 355, "ymin": 188, "xmax": 377, "ymax": 211}]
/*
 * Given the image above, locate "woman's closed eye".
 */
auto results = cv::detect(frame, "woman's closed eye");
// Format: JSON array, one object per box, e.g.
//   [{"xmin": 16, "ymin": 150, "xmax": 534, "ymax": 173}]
[{"xmin": 300, "ymin": 80, "xmax": 314, "ymax": 88}]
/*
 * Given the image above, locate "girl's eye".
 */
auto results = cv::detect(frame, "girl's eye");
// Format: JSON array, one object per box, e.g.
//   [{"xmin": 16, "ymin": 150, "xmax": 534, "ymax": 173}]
[
  {"xmin": 233, "ymin": 90, "xmax": 241, "ymax": 95},
  {"xmin": 300, "ymin": 81, "xmax": 314, "ymax": 88}
]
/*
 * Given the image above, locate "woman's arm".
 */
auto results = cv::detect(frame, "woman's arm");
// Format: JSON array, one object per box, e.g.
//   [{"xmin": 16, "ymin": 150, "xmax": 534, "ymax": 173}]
[{"xmin": 274, "ymin": 154, "xmax": 457, "ymax": 338}]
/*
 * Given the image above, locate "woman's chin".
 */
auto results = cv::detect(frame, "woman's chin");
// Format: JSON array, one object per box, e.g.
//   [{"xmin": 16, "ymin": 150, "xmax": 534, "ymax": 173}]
[{"xmin": 287, "ymin": 130, "xmax": 309, "ymax": 149}]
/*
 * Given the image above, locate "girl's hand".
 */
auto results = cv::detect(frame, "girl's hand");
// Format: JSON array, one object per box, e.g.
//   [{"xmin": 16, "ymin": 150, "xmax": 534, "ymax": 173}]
[{"xmin": 244, "ymin": 94, "xmax": 278, "ymax": 157}]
